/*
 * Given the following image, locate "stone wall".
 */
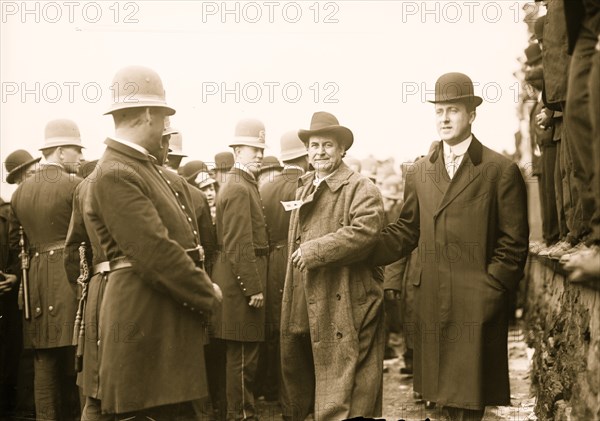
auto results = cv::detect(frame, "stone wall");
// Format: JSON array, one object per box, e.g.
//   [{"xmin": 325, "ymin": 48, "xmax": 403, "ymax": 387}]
[{"xmin": 525, "ymin": 256, "xmax": 600, "ymax": 420}]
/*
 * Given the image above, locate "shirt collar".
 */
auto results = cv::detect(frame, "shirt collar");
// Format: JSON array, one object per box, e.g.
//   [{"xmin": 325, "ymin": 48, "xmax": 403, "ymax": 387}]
[
  {"xmin": 313, "ymin": 169, "xmax": 337, "ymax": 187},
  {"xmin": 443, "ymin": 134, "xmax": 473, "ymax": 157}
]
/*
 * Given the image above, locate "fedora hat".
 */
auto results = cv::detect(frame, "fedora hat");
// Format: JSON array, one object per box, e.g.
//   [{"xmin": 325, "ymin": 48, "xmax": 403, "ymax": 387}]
[
  {"xmin": 5, "ymin": 150, "xmax": 41, "ymax": 184},
  {"xmin": 40, "ymin": 119, "xmax": 85, "ymax": 151},
  {"xmin": 428, "ymin": 72, "xmax": 483, "ymax": 108},
  {"xmin": 298, "ymin": 111, "xmax": 354, "ymax": 151},
  {"xmin": 105, "ymin": 65, "xmax": 175, "ymax": 116},
  {"xmin": 229, "ymin": 118, "xmax": 266, "ymax": 149},
  {"xmin": 279, "ymin": 130, "xmax": 307, "ymax": 162}
]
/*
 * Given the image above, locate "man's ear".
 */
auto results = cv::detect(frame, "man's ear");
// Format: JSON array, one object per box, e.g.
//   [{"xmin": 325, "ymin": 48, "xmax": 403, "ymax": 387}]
[{"xmin": 469, "ymin": 110, "xmax": 476, "ymax": 125}]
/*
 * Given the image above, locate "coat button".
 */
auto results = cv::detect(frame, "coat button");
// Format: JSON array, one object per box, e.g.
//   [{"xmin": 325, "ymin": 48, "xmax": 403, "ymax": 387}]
[
  {"xmin": 48, "ymin": 305, "xmax": 54, "ymax": 311},
  {"xmin": 35, "ymin": 252, "xmax": 39, "ymax": 257},
  {"xmin": 336, "ymin": 332, "xmax": 343, "ymax": 339},
  {"xmin": 97, "ymin": 340, "xmax": 100, "ymax": 346},
  {"xmin": 183, "ymin": 302, "xmax": 188, "ymax": 307},
  {"xmin": 35, "ymin": 307, "xmax": 41, "ymax": 313},
  {"xmin": 193, "ymin": 230, "xmax": 198, "ymax": 235},
  {"xmin": 336, "ymin": 293, "xmax": 341, "ymax": 300},
  {"xmin": 49, "ymin": 250, "xmax": 54, "ymax": 256}
]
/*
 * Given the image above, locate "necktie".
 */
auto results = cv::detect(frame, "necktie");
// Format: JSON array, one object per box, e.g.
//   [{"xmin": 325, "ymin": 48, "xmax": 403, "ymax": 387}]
[{"xmin": 447, "ymin": 151, "xmax": 459, "ymax": 179}]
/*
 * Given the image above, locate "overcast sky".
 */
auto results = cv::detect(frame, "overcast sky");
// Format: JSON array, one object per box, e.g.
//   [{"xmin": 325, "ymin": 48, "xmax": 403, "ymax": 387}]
[{"xmin": 1, "ymin": 1, "xmax": 535, "ymax": 199}]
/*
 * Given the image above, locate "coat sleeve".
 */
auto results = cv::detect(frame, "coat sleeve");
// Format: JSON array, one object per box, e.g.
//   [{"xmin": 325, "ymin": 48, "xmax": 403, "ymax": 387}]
[
  {"xmin": 94, "ymin": 165, "xmax": 215, "ymax": 314},
  {"xmin": 221, "ymin": 183, "xmax": 263, "ymax": 297},
  {"xmin": 300, "ymin": 178, "xmax": 384, "ymax": 270},
  {"xmin": 371, "ymin": 165, "xmax": 421, "ymax": 266},
  {"xmin": 487, "ymin": 162, "xmax": 529, "ymax": 292},
  {"xmin": 63, "ymin": 187, "xmax": 91, "ymax": 285},
  {"xmin": 196, "ymin": 191, "xmax": 217, "ymax": 269}
]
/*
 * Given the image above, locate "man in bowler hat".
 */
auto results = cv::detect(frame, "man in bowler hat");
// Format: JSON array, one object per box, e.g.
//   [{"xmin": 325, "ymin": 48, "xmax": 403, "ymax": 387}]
[{"xmin": 372, "ymin": 73, "xmax": 529, "ymax": 421}]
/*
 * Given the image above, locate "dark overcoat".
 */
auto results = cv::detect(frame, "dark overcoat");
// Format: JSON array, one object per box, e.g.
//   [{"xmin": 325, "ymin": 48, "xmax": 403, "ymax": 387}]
[
  {"xmin": 259, "ymin": 167, "xmax": 304, "ymax": 332},
  {"xmin": 10, "ymin": 165, "xmax": 81, "ymax": 349},
  {"xmin": 212, "ymin": 167, "xmax": 269, "ymax": 342},
  {"xmin": 373, "ymin": 137, "xmax": 529, "ymax": 409},
  {"xmin": 85, "ymin": 139, "xmax": 215, "ymax": 414},
  {"xmin": 280, "ymin": 163, "xmax": 385, "ymax": 420}
]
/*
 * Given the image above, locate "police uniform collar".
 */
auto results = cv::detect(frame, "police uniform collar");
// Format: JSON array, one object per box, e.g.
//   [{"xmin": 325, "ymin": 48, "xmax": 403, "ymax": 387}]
[{"xmin": 105, "ymin": 138, "xmax": 156, "ymax": 163}]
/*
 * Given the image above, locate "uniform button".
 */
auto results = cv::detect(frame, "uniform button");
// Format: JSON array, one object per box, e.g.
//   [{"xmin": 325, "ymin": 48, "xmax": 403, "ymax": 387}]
[
  {"xmin": 167, "ymin": 180, "xmax": 171, "ymax": 185},
  {"xmin": 48, "ymin": 305, "xmax": 54, "ymax": 311},
  {"xmin": 181, "ymin": 205, "xmax": 186, "ymax": 210},
  {"xmin": 336, "ymin": 332, "xmax": 343, "ymax": 339},
  {"xmin": 35, "ymin": 307, "xmax": 41, "ymax": 313},
  {"xmin": 193, "ymin": 230, "xmax": 198, "ymax": 235},
  {"xmin": 279, "ymin": 289, "xmax": 283, "ymax": 294},
  {"xmin": 183, "ymin": 302, "xmax": 188, "ymax": 307},
  {"xmin": 49, "ymin": 250, "xmax": 54, "ymax": 256},
  {"xmin": 336, "ymin": 293, "xmax": 341, "ymax": 301},
  {"xmin": 191, "ymin": 307, "xmax": 195, "ymax": 311},
  {"xmin": 237, "ymin": 276, "xmax": 241, "ymax": 280},
  {"xmin": 158, "ymin": 170, "xmax": 163, "ymax": 174},
  {"xmin": 97, "ymin": 340, "xmax": 100, "ymax": 346},
  {"xmin": 175, "ymin": 192, "xmax": 179, "ymax": 197},
  {"xmin": 243, "ymin": 288, "xmax": 247, "ymax": 292},
  {"xmin": 35, "ymin": 252, "xmax": 39, "ymax": 257},
  {"xmin": 187, "ymin": 217, "xmax": 192, "ymax": 222}
]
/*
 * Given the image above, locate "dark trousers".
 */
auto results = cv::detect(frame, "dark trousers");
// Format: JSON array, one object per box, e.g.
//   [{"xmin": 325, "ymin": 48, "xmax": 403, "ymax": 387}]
[
  {"xmin": 112, "ymin": 401, "xmax": 196, "ymax": 420},
  {"xmin": 225, "ymin": 340, "xmax": 260, "ymax": 421},
  {"xmin": 565, "ymin": 19, "xmax": 598, "ymax": 243},
  {"xmin": 560, "ymin": 115, "xmax": 583, "ymax": 244},
  {"xmin": 33, "ymin": 346, "xmax": 80, "ymax": 421},
  {"xmin": 444, "ymin": 406, "xmax": 485, "ymax": 421},
  {"xmin": 590, "ymin": 47, "xmax": 600, "ymax": 244},
  {"xmin": 205, "ymin": 339, "xmax": 227, "ymax": 421},
  {"xmin": 280, "ymin": 334, "xmax": 314, "ymax": 421},
  {"xmin": 254, "ymin": 330, "xmax": 280, "ymax": 401},
  {"xmin": 539, "ymin": 143, "xmax": 560, "ymax": 244},
  {"xmin": 554, "ymin": 139, "xmax": 569, "ymax": 239},
  {"xmin": 0, "ymin": 288, "xmax": 22, "ymax": 417}
]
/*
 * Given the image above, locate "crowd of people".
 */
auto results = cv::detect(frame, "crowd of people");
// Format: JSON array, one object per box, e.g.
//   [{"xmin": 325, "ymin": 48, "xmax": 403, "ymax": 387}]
[
  {"xmin": 523, "ymin": 0, "xmax": 600, "ymax": 282},
  {"xmin": 0, "ymin": 2, "xmax": 598, "ymax": 420}
]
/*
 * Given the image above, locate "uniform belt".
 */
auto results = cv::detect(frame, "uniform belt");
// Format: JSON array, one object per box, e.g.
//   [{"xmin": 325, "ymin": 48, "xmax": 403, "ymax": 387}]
[
  {"xmin": 217, "ymin": 245, "xmax": 270, "ymax": 257},
  {"xmin": 186, "ymin": 246, "xmax": 205, "ymax": 263},
  {"xmin": 109, "ymin": 258, "xmax": 133, "ymax": 272},
  {"xmin": 92, "ymin": 261, "xmax": 111, "ymax": 275},
  {"xmin": 30, "ymin": 241, "xmax": 65, "ymax": 254},
  {"xmin": 109, "ymin": 247, "xmax": 205, "ymax": 272},
  {"xmin": 269, "ymin": 240, "xmax": 287, "ymax": 252}
]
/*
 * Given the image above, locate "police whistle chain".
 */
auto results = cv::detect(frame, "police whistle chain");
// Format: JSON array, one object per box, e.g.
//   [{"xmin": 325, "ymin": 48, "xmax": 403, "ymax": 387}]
[
  {"xmin": 18, "ymin": 226, "xmax": 31, "ymax": 321},
  {"xmin": 73, "ymin": 242, "xmax": 90, "ymax": 373}
]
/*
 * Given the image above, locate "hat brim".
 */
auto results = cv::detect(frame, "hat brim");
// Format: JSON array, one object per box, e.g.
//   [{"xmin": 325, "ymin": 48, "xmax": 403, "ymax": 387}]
[
  {"xmin": 104, "ymin": 103, "xmax": 176, "ymax": 116},
  {"xmin": 258, "ymin": 163, "xmax": 284, "ymax": 174},
  {"xmin": 428, "ymin": 95, "xmax": 483, "ymax": 107},
  {"xmin": 298, "ymin": 126, "xmax": 354, "ymax": 151},
  {"xmin": 228, "ymin": 140, "xmax": 267, "ymax": 149},
  {"xmin": 6, "ymin": 157, "xmax": 41, "ymax": 184},
  {"xmin": 39, "ymin": 141, "xmax": 84, "ymax": 151}
]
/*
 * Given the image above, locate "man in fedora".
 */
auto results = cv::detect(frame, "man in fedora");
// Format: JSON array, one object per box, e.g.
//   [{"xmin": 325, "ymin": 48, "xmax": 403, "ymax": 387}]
[
  {"xmin": 280, "ymin": 112, "xmax": 385, "ymax": 420},
  {"xmin": 8, "ymin": 119, "xmax": 84, "ymax": 420},
  {"xmin": 256, "ymin": 131, "xmax": 309, "ymax": 405},
  {"xmin": 372, "ymin": 72, "xmax": 529, "ymax": 421},
  {"xmin": 212, "ymin": 118, "xmax": 269, "ymax": 421},
  {"xmin": 83, "ymin": 65, "xmax": 219, "ymax": 419}
]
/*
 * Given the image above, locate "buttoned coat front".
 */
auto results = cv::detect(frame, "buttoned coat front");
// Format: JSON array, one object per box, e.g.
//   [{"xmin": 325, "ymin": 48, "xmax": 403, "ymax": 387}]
[
  {"xmin": 373, "ymin": 137, "xmax": 529, "ymax": 409},
  {"xmin": 212, "ymin": 167, "xmax": 269, "ymax": 342},
  {"xmin": 10, "ymin": 165, "xmax": 82, "ymax": 349},
  {"xmin": 85, "ymin": 139, "xmax": 215, "ymax": 414},
  {"xmin": 280, "ymin": 163, "xmax": 385, "ymax": 420}
]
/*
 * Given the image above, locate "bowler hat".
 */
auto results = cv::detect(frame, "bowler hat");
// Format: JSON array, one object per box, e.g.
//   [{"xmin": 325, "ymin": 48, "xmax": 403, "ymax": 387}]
[
  {"xmin": 104, "ymin": 65, "xmax": 175, "ymax": 116},
  {"xmin": 163, "ymin": 116, "xmax": 179, "ymax": 137},
  {"xmin": 214, "ymin": 151, "xmax": 234, "ymax": 172},
  {"xmin": 258, "ymin": 156, "xmax": 283, "ymax": 174},
  {"xmin": 279, "ymin": 130, "xmax": 307, "ymax": 162},
  {"xmin": 179, "ymin": 160, "xmax": 209, "ymax": 182},
  {"xmin": 229, "ymin": 118, "xmax": 266, "ymax": 149},
  {"xmin": 298, "ymin": 111, "xmax": 354, "ymax": 151},
  {"xmin": 525, "ymin": 43, "xmax": 542, "ymax": 66},
  {"xmin": 428, "ymin": 72, "xmax": 483, "ymax": 108},
  {"xmin": 40, "ymin": 119, "xmax": 85, "ymax": 151},
  {"xmin": 5, "ymin": 150, "xmax": 41, "ymax": 184}
]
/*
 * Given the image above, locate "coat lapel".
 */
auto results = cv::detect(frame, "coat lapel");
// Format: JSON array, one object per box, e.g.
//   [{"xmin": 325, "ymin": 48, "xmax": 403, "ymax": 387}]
[{"xmin": 434, "ymin": 136, "xmax": 483, "ymax": 218}]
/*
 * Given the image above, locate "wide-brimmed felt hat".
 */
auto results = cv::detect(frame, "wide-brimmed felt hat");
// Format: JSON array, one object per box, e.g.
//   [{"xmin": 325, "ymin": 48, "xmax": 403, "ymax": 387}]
[
  {"xmin": 428, "ymin": 72, "xmax": 483, "ymax": 108},
  {"xmin": 229, "ymin": 118, "xmax": 266, "ymax": 149},
  {"xmin": 298, "ymin": 111, "xmax": 354, "ymax": 151},
  {"xmin": 5, "ymin": 150, "xmax": 41, "ymax": 184}
]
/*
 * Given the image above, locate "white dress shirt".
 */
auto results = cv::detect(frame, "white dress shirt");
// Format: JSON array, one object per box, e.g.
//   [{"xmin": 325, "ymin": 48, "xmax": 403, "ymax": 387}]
[{"xmin": 443, "ymin": 135, "xmax": 472, "ymax": 179}]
